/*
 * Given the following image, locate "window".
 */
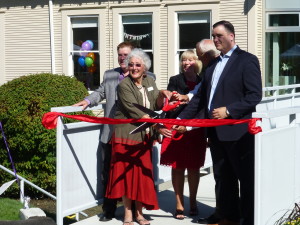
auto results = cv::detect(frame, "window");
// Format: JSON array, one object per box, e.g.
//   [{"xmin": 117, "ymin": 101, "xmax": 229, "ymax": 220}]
[
  {"xmin": 70, "ymin": 16, "xmax": 100, "ymax": 90},
  {"xmin": 265, "ymin": 13, "xmax": 300, "ymax": 86},
  {"xmin": 177, "ymin": 11, "xmax": 211, "ymax": 57},
  {"xmin": 122, "ymin": 14, "xmax": 153, "ymax": 72}
]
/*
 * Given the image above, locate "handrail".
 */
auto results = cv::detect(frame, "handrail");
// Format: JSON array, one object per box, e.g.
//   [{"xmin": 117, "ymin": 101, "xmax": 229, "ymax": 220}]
[
  {"xmin": 0, "ymin": 164, "xmax": 56, "ymax": 201},
  {"xmin": 263, "ymin": 84, "xmax": 300, "ymax": 91},
  {"xmin": 253, "ymin": 106, "xmax": 300, "ymax": 119}
]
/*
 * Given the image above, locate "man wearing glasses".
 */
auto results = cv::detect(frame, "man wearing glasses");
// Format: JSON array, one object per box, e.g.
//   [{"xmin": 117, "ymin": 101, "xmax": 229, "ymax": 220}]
[{"xmin": 73, "ymin": 42, "xmax": 155, "ymax": 222}]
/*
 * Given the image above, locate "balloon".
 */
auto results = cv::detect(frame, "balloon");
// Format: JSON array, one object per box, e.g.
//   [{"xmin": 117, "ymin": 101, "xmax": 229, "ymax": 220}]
[
  {"xmin": 86, "ymin": 52, "xmax": 95, "ymax": 61},
  {"xmin": 85, "ymin": 57, "xmax": 94, "ymax": 67},
  {"xmin": 78, "ymin": 56, "xmax": 86, "ymax": 67},
  {"xmin": 75, "ymin": 40, "xmax": 83, "ymax": 47},
  {"xmin": 88, "ymin": 64, "xmax": 97, "ymax": 73},
  {"xmin": 81, "ymin": 41, "xmax": 91, "ymax": 51},
  {"xmin": 86, "ymin": 40, "xmax": 94, "ymax": 50},
  {"xmin": 79, "ymin": 49, "xmax": 88, "ymax": 57}
]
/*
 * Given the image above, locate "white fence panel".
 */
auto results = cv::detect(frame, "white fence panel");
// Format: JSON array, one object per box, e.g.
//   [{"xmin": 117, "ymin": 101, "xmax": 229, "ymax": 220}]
[
  {"xmin": 55, "ymin": 116, "xmax": 104, "ymax": 225},
  {"xmin": 253, "ymin": 106, "xmax": 300, "ymax": 225},
  {"xmin": 53, "ymin": 105, "xmax": 212, "ymax": 225}
]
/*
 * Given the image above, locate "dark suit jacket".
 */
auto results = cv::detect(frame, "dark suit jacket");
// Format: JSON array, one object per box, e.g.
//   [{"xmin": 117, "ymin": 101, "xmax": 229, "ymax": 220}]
[
  {"xmin": 178, "ymin": 46, "xmax": 262, "ymax": 141},
  {"xmin": 166, "ymin": 73, "xmax": 201, "ymax": 119}
]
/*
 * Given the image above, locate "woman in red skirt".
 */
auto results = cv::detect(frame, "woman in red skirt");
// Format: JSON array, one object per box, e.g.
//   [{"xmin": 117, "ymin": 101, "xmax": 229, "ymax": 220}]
[
  {"xmin": 105, "ymin": 48, "xmax": 171, "ymax": 225},
  {"xmin": 160, "ymin": 49, "xmax": 207, "ymax": 220}
]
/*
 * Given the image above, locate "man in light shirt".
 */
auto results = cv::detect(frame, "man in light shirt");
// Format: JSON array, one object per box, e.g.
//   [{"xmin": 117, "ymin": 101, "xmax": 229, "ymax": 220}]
[{"xmin": 175, "ymin": 21, "xmax": 262, "ymax": 225}]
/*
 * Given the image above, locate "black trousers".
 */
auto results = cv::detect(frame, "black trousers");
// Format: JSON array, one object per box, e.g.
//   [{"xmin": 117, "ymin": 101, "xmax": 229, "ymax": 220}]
[
  {"xmin": 101, "ymin": 142, "xmax": 117, "ymax": 215},
  {"xmin": 210, "ymin": 131, "xmax": 254, "ymax": 225}
]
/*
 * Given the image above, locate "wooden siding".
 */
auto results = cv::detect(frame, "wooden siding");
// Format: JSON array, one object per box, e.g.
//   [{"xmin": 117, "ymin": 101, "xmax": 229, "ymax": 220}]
[
  {"xmin": 52, "ymin": 4, "xmax": 63, "ymax": 75},
  {"xmin": 256, "ymin": 0, "xmax": 263, "ymax": 76},
  {"xmin": 0, "ymin": 11, "xmax": 5, "ymax": 85},
  {"xmin": 159, "ymin": 4, "xmax": 169, "ymax": 89},
  {"xmin": 220, "ymin": 0, "xmax": 248, "ymax": 51},
  {"xmin": 3, "ymin": 1, "xmax": 52, "ymax": 82},
  {"xmin": 0, "ymin": 0, "xmax": 265, "ymax": 88}
]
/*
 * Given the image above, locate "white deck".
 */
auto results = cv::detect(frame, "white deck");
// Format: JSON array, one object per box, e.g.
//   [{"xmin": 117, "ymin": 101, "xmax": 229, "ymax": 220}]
[{"xmin": 73, "ymin": 173, "xmax": 216, "ymax": 225}]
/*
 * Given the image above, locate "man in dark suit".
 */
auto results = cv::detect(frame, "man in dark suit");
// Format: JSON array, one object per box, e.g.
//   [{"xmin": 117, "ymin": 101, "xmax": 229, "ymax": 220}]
[
  {"xmin": 74, "ymin": 42, "xmax": 155, "ymax": 221},
  {"xmin": 175, "ymin": 21, "xmax": 262, "ymax": 225}
]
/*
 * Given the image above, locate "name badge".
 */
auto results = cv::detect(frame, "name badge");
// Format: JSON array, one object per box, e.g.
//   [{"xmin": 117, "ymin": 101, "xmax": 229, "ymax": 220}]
[{"xmin": 147, "ymin": 87, "xmax": 154, "ymax": 91}]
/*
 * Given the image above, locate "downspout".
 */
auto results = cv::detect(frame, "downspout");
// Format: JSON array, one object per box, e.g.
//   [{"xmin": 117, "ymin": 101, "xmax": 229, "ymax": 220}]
[{"xmin": 49, "ymin": 0, "xmax": 56, "ymax": 74}]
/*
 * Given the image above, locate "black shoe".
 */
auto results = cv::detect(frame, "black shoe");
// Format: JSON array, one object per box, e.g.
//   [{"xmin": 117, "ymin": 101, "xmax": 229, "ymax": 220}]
[
  {"xmin": 99, "ymin": 212, "xmax": 114, "ymax": 222},
  {"xmin": 197, "ymin": 214, "xmax": 220, "ymax": 224}
]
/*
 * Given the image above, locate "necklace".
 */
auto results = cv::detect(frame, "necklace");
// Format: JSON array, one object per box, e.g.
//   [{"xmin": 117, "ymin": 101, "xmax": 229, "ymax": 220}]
[{"xmin": 136, "ymin": 84, "xmax": 143, "ymax": 89}]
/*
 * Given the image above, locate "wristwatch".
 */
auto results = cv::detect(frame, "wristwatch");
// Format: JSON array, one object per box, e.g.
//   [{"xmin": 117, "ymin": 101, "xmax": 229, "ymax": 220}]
[{"xmin": 226, "ymin": 109, "xmax": 230, "ymax": 117}]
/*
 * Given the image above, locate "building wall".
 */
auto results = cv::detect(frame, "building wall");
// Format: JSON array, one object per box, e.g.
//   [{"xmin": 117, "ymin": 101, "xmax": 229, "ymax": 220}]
[
  {"xmin": 0, "ymin": 9, "xmax": 5, "ymax": 85},
  {"xmin": 0, "ymin": 0, "xmax": 264, "ymax": 89},
  {"xmin": 0, "ymin": 0, "xmax": 52, "ymax": 83}
]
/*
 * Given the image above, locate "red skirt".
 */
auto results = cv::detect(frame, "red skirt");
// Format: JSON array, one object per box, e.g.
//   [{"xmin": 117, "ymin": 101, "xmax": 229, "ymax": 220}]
[
  {"xmin": 105, "ymin": 137, "xmax": 159, "ymax": 210},
  {"xmin": 160, "ymin": 128, "xmax": 206, "ymax": 169}
]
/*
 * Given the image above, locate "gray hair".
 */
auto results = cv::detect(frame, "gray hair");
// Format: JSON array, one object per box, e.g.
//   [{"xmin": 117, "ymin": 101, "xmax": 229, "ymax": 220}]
[
  {"xmin": 125, "ymin": 48, "xmax": 151, "ymax": 71},
  {"xmin": 196, "ymin": 39, "xmax": 220, "ymax": 57}
]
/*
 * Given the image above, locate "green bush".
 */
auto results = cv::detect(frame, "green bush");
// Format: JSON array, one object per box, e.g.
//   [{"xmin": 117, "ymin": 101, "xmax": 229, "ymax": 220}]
[{"xmin": 0, "ymin": 73, "xmax": 90, "ymax": 198}]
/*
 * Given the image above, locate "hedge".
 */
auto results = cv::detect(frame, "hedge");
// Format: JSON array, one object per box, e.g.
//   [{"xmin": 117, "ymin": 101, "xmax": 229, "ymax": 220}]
[{"xmin": 0, "ymin": 73, "xmax": 90, "ymax": 197}]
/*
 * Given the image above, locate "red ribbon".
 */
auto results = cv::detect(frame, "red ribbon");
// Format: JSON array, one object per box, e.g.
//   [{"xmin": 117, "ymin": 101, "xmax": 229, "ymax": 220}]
[{"xmin": 41, "ymin": 112, "xmax": 262, "ymax": 135}]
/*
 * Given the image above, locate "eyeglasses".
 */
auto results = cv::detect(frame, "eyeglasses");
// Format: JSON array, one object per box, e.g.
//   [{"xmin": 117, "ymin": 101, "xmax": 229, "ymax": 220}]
[{"xmin": 128, "ymin": 63, "xmax": 142, "ymax": 68}]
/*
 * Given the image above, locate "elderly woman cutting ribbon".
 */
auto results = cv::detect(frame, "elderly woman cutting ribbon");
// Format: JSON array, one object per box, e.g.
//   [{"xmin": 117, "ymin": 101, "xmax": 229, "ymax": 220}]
[{"xmin": 105, "ymin": 48, "xmax": 172, "ymax": 225}]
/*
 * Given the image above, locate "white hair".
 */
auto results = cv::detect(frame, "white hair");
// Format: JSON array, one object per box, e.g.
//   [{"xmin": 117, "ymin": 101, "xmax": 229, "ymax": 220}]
[
  {"xmin": 125, "ymin": 48, "xmax": 151, "ymax": 71},
  {"xmin": 196, "ymin": 39, "xmax": 220, "ymax": 57}
]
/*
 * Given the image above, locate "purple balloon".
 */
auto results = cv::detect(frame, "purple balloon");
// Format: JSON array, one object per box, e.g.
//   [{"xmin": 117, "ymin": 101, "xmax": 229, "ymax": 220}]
[
  {"xmin": 81, "ymin": 41, "xmax": 91, "ymax": 51},
  {"xmin": 86, "ymin": 40, "xmax": 94, "ymax": 50},
  {"xmin": 79, "ymin": 48, "xmax": 88, "ymax": 57}
]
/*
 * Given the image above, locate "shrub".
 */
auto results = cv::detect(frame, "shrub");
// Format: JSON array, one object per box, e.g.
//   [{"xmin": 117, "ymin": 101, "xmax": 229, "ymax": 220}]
[{"xmin": 0, "ymin": 73, "xmax": 90, "ymax": 198}]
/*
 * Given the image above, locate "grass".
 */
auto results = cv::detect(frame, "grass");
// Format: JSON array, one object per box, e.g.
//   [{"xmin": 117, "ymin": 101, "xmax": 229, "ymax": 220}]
[
  {"xmin": 0, "ymin": 197, "xmax": 105, "ymax": 224},
  {"xmin": 0, "ymin": 198, "xmax": 23, "ymax": 220}
]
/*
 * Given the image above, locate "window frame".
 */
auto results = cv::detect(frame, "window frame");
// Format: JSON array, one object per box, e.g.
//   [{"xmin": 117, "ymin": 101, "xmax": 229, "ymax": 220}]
[
  {"xmin": 121, "ymin": 13, "xmax": 153, "ymax": 52},
  {"xmin": 61, "ymin": 8, "xmax": 106, "ymax": 83},
  {"xmin": 167, "ymin": 3, "xmax": 219, "ymax": 77},
  {"xmin": 176, "ymin": 10, "xmax": 211, "ymax": 70},
  {"xmin": 112, "ymin": 6, "xmax": 160, "ymax": 84},
  {"xmin": 266, "ymin": 12, "xmax": 300, "ymax": 32},
  {"xmin": 264, "ymin": 10, "xmax": 300, "ymax": 86}
]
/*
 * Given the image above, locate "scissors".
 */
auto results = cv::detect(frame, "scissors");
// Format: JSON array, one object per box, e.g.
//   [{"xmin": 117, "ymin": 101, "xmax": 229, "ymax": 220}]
[
  {"xmin": 129, "ymin": 103, "xmax": 166, "ymax": 134},
  {"xmin": 129, "ymin": 100, "xmax": 183, "ymax": 141}
]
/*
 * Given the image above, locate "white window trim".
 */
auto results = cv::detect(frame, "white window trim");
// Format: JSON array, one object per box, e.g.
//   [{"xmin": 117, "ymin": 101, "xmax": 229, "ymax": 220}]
[
  {"xmin": 112, "ymin": 6, "xmax": 160, "ymax": 85},
  {"xmin": 167, "ymin": 4, "xmax": 219, "ymax": 77},
  {"xmin": 61, "ymin": 9, "xmax": 106, "ymax": 81},
  {"xmin": 0, "ymin": 11, "xmax": 5, "ymax": 85},
  {"xmin": 121, "ymin": 13, "xmax": 153, "ymax": 54},
  {"xmin": 265, "ymin": 12, "xmax": 300, "ymax": 32}
]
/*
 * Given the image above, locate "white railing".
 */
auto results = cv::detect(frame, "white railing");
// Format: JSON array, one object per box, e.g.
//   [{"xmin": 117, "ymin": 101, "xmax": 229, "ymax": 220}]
[
  {"xmin": 0, "ymin": 164, "xmax": 56, "ymax": 202},
  {"xmin": 253, "ymin": 105, "xmax": 300, "ymax": 225},
  {"xmin": 52, "ymin": 104, "xmax": 212, "ymax": 225}
]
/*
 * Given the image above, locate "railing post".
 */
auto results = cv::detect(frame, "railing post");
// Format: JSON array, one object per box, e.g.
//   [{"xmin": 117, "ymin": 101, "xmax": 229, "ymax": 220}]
[
  {"xmin": 56, "ymin": 116, "xmax": 64, "ymax": 225},
  {"xmin": 20, "ymin": 179, "xmax": 24, "ymax": 203}
]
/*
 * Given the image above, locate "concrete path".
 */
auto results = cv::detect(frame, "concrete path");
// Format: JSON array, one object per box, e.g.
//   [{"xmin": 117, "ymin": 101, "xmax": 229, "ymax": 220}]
[{"xmin": 74, "ymin": 173, "xmax": 216, "ymax": 225}]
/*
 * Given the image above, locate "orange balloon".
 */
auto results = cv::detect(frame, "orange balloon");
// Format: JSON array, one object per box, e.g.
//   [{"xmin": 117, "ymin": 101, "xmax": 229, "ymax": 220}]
[
  {"xmin": 88, "ymin": 64, "xmax": 97, "ymax": 73},
  {"xmin": 86, "ymin": 52, "xmax": 95, "ymax": 61}
]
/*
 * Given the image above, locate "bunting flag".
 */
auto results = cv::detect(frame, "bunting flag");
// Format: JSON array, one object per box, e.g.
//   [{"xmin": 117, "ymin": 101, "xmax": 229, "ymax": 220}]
[
  {"xmin": 124, "ymin": 32, "xmax": 151, "ymax": 41},
  {"xmin": 41, "ymin": 112, "xmax": 262, "ymax": 135}
]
